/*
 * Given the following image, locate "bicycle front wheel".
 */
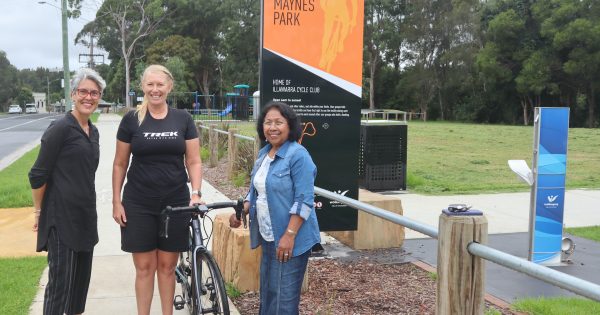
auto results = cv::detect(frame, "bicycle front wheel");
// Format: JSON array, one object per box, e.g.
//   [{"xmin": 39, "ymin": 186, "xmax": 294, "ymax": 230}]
[{"xmin": 192, "ymin": 251, "xmax": 230, "ymax": 315}]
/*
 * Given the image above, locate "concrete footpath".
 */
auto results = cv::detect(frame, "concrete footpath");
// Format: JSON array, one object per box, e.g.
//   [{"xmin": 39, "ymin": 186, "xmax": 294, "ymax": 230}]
[{"xmin": 28, "ymin": 113, "xmax": 600, "ymax": 313}]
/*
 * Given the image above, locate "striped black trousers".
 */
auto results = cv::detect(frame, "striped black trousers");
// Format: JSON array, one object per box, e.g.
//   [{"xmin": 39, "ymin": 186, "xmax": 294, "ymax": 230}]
[{"xmin": 43, "ymin": 228, "xmax": 93, "ymax": 315}]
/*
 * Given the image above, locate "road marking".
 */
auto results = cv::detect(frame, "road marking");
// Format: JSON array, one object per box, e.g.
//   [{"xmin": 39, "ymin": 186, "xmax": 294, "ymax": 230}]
[
  {"xmin": 0, "ymin": 115, "xmax": 27, "ymax": 121},
  {"xmin": 0, "ymin": 115, "xmax": 58, "ymax": 132}
]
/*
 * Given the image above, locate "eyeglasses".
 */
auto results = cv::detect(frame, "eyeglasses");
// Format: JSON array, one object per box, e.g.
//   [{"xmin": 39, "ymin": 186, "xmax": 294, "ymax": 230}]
[
  {"xmin": 76, "ymin": 88, "xmax": 101, "ymax": 99},
  {"xmin": 263, "ymin": 120, "xmax": 287, "ymax": 127}
]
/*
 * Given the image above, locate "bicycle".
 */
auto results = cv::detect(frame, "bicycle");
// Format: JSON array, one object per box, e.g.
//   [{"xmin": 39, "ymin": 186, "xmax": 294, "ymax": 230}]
[{"xmin": 161, "ymin": 199, "xmax": 244, "ymax": 315}]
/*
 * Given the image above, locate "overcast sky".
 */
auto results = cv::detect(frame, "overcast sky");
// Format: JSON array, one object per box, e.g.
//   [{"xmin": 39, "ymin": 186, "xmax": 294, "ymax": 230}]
[{"xmin": 0, "ymin": 0, "xmax": 106, "ymax": 71}]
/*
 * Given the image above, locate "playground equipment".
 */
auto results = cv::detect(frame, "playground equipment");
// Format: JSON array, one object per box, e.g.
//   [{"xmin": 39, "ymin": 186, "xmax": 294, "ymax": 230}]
[{"xmin": 223, "ymin": 84, "xmax": 250, "ymax": 120}]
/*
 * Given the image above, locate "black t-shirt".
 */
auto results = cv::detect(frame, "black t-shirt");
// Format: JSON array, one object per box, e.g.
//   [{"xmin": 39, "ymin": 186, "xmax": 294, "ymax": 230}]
[{"xmin": 117, "ymin": 108, "xmax": 198, "ymax": 198}]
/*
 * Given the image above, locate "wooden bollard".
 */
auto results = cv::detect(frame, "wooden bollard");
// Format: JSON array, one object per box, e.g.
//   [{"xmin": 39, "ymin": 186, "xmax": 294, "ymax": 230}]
[
  {"xmin": 227, "ymin": 128, "xmax": 238, "ymax": 180},
  {"xmin": 436, "ymin": 210, "xmax": 487, "ymax": 315},
  {"xmin": 208, "ymin": 124, "xmax": 218, "ymax": 167}
]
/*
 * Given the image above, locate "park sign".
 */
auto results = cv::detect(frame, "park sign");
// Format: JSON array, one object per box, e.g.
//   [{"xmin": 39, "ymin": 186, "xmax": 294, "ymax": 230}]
[
  {"xmin": 529, "ymin": 107, "xmax": 570, "ymax": 264},
  {"xmin": 260, "ymin": 0, "xmax": 364, "ymax": 231}
]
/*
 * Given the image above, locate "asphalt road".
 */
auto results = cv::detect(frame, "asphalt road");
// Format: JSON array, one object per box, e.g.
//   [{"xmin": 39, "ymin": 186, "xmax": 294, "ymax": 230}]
[{"xmin": 0, "ymin": 112, "xmax": 62, "ymax": 169}]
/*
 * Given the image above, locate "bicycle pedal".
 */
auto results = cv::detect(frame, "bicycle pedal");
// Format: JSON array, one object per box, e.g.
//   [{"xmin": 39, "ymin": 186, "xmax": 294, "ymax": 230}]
[{"xmin": 173, "ymin": 295, "xmax": 185, "ymax": 310}]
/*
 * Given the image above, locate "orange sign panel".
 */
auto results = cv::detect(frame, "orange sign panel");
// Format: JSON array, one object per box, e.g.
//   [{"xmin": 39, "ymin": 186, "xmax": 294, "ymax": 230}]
[{"xmin": 264, "ymin": 0, "xmax": 364, "ymax": 86}]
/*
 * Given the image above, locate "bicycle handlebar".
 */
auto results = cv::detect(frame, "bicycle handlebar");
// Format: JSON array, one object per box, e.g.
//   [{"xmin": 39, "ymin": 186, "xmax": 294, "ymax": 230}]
[{"xmin": 160, "ymin": 199, "xmax": 244, "ymax": 238}]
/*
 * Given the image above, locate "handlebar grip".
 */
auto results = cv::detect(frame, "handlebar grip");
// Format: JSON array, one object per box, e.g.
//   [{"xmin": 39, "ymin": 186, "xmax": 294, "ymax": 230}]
[{"xmin": 235, "ymin": 199, "xmax": 243, "ymax": 220}]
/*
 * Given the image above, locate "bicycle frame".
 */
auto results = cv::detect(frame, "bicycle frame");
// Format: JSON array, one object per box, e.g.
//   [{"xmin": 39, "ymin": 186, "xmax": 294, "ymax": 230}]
[{"xmin": 190, "ymin": 216, "xmax": 207, "ymax": 303}]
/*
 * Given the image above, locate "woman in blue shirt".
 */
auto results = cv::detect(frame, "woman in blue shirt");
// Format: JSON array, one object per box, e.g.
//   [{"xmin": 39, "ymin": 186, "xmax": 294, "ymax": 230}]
[{"xmin": 230, "ymin": 101, "xmax": 320, "ymax": 314}]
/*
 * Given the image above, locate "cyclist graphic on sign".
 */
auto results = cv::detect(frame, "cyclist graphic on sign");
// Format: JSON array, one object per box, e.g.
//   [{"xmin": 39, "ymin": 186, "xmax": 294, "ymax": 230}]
[{"xmin": 319, "ymin": 0, "xmax": 359, "ymax": 72}]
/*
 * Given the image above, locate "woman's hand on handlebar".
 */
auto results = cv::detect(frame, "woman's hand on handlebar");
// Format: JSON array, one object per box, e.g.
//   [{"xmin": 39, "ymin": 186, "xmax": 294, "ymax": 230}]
[
  {"xmin": 190, "ymin": 193, "xmax": 205, "ymax": 206},
  {"xmin": 112, "ymin": 202, "xmax": 127, "ymax": 227},
  {"xmin": 229, "ymin": 201, "xmax": 249, "ymax": 228}
]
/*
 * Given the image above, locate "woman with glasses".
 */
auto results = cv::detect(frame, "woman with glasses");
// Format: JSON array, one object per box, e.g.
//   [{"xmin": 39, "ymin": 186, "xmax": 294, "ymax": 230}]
[
  {"xmin": 229, "ymin": 101, "xmax": 320, "ymax": 315},
  {"xmin": 29, "ymin": 68, "xmax": 105, "ymax": 315},
  {"xmin": 112, "ymin": 64, "xmax": 203, "ymax": 315}
]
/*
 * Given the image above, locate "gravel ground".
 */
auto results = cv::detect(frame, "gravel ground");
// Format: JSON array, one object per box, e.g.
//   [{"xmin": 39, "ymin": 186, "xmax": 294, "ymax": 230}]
[{"xmin": 203, "ymin": 161, "xmax": 518, "ymax": 315}]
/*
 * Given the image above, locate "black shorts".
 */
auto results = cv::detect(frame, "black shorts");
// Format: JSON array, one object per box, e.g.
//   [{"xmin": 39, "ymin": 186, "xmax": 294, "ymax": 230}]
[{"xmin": 121, "ymin": 184, "xmax": 190, "ymax": 253}]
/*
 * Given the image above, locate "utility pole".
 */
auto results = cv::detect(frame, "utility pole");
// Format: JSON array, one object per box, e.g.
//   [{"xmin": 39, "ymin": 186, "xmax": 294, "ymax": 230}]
[
  {"xmin": 47, "ymin": 77, "xmax": 50, "ymax": 111},
  {"xmin": 79, "ymin": 35, "xmax": 104, "ymax": 69},
  {"xmin": 61, "ymin": 0, "xmax": 71, "ymax": 111},
  {"xmin": 89, "ymin": 35, "xmax": 95, "ymax": 68}
]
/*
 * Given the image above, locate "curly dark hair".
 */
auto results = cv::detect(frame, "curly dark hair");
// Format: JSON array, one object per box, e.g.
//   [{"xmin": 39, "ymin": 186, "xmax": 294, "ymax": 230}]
[{"xmin": 256, "ymin": 101, "xmax": 302, "ymax": 142}]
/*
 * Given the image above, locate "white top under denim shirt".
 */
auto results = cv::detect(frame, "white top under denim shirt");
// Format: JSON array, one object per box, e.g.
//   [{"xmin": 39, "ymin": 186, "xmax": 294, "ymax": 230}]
[
  {"xmin": 254, "ymin": 155, "xmax": 275, "ymax": 241},
  {"xmin": 245, "ymin": 140, "xmax": 320, "ymax": 257}
]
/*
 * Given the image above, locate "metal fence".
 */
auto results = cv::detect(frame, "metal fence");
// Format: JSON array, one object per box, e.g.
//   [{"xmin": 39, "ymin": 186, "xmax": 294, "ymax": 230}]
[{"xmin": 315, "ymin": 187, "xmax": 600, "ymax": 302}]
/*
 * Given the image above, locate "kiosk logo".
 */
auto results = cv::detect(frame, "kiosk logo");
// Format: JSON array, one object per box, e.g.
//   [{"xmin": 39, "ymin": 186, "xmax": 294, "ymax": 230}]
[{"xmin": 547, "ymin": 195, "xmax": 558, "ymax": 203}]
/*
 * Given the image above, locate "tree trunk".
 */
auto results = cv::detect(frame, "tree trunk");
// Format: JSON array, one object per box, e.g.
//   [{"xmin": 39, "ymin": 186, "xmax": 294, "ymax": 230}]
[
  {"xmin": 521, "ymin": 98, "xmax": 528, "ymax": 126},
  {"xmin": 588, "ymin": 82, "xmax": 596, "ymax": 128},
  {"xmin": 438, "ymin": 88, "xmax": 444, "ymax": 121},
  {"xmin": 201, "ymin": 69, "xmax": 211, "ymax": 109},
  {"xmin": 122, "ymin": 23, "xmax": 131, "ymax": 108},
  {"xmin": 369, "ymin": 52, "xmax": 378, "ymax": 110}
]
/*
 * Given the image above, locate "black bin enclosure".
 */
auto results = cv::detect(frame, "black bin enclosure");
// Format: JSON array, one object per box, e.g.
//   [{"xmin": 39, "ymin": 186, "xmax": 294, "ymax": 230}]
[{"xmin": 358, "ymin": 120, "xmax": 407, "ymax": 191}]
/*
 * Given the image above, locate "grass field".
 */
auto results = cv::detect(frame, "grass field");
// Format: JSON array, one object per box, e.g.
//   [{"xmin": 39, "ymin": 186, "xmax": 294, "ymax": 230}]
[
  {"xmin": 406, "ymin": 121, "xmax": 600, "ymax": 194},
  {"xmin": 0, "ymin": 256, "xmax": 47, "ymax": 315},
  {"xmin": 565, "ymin": 225, "xmax": 600, "ymax": 242},
  {"xmin": 0, "ymin": 146, "xmax": 39, "ymax": 208},
  {"xmin": 513, "ymin": 296, "xmax": 600, "ymax": 314}
]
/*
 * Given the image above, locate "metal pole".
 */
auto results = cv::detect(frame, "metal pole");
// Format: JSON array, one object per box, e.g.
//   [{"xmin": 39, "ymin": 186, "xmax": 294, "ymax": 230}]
[
  {"xmin": 468, "ymin": 242, "xmax": 600, "ymax": 302},
  {"xmin": 314, "ymin": 187, "xmax": 439, "ymax": 238},
  {"xmin": 61, "ymin": 0, "xmax": 71, "ymax": 111},
  {"xmin": 47, "ymin": 77, "xmax": 50, "ymax": 111}
]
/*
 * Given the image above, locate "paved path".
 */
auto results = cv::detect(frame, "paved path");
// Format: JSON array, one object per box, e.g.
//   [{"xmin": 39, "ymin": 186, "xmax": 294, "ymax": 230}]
[{"xmin": 384, "ymin": 189, "xmax": 600, "ymax": 239}]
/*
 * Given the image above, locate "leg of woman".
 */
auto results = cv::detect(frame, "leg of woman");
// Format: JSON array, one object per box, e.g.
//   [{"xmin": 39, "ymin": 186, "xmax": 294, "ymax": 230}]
[
  {"xmin": 259, "ymin": 240, "xmax": 274, "ymax": 315},
  {"xmin": 64, "ymin": 249, "xmax": 94, "ymax": 315},
  {"xmin": 259, "ymin": 239, "xmax": 310, "ymax": 315},
  {"xmin": 132, "ymin": 250, "xmax": 158, "ymax": 315},
  {"xmin": 156, "ymin": 250, "xmax": 179, "ymax": 315},
  {"xmin": 43, "ymin": 228, "xmax": 69, "ymax": 315}
]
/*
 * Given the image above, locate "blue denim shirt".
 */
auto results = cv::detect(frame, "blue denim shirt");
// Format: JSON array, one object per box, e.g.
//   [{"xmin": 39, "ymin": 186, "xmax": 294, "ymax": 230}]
[{"xmin": 246, "ymin": 140, "xmax": 320, "ymax": 257}]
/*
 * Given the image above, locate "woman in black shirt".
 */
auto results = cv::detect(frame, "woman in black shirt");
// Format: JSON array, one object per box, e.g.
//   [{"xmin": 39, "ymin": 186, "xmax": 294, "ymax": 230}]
[
  {"xmin": 29, "ymin": 68, "xmax": 105, "ymax": 315},
  {"xmin": 112, "ymin": 64, "xmax": 203, "ymax": 315}
]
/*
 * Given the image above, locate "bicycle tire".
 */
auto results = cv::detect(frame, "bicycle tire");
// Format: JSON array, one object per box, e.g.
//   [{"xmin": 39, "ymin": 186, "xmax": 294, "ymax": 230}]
[{"xmin": 192, "ymin": 251, "xmax": 230, "ymax": 315}]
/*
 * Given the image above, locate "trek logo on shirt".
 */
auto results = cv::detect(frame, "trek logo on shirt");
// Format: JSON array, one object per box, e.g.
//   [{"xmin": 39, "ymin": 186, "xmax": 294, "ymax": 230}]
[{"xmin": 143, "ymin": 131, "xmax": 179, "ymax": 140}]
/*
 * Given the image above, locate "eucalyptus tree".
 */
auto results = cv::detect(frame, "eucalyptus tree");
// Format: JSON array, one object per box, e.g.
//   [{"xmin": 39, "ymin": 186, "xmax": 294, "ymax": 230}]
[
  {"xmin": 364, "ymin": 0, "xmax": 404, "ymax": 110},
  {"xmin": 94, "ymin": 0, "xmax": 170, "ymax": 107},
  {"xmin": 144, "ymin": 34, "xmax": 200, "ymax": 92},
  {"xmin": 401, "ymin": 0, "xmax": 482, "ymax": 120},
  {"xmin": 217, "ymin": 0, "xmax": 260, "ymax": 93},
  {"xmin": 401, "ymin": 0, "xmax": 442, "ymax": 118},
  {"xmin": 532, "ymin": 0, "xmax": 600, "ymax": 127},
  {"xmin": 160, "ymin": 0, "xmax": 224, "ymax": 106}
]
